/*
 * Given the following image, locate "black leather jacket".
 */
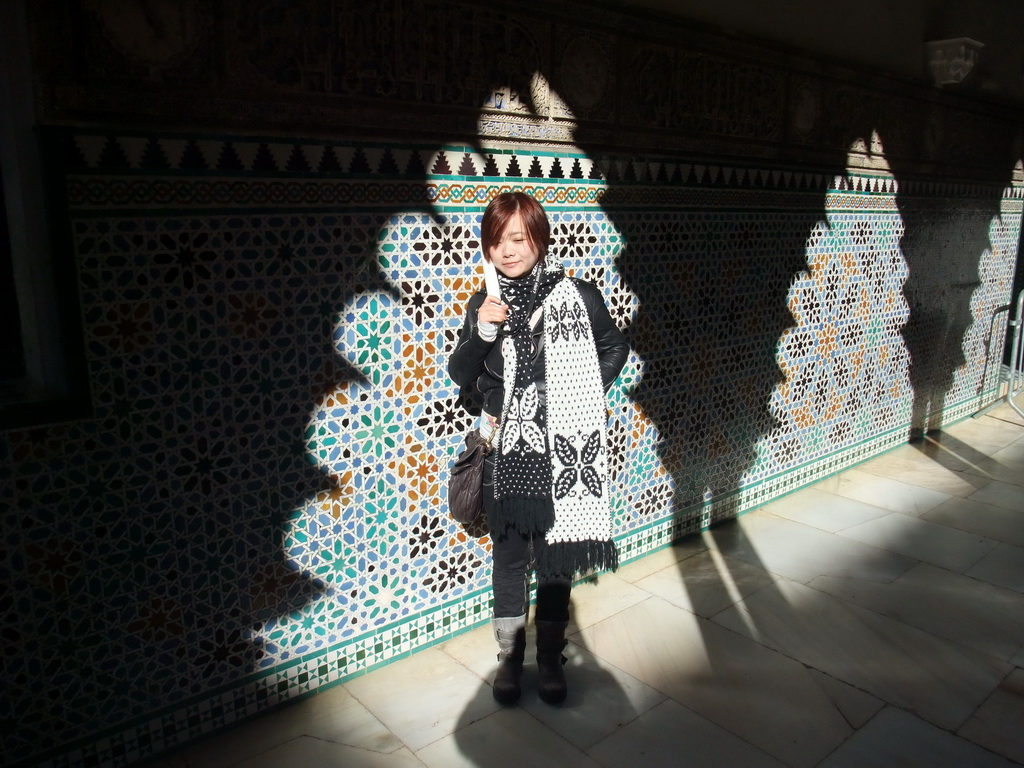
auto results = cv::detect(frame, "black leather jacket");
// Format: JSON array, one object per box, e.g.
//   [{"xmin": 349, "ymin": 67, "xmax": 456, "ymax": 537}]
[{"xmin": 448, "ymin": 278, "xmax": 629, "ymax": 417}]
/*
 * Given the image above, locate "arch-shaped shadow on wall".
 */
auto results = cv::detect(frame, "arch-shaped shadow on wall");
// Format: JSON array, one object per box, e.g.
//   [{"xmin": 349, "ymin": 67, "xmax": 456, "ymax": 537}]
[
  {"xmin": 562, "ymin": 82, "xmax": 1019, "ymax": 549},
  {"xmin": 561, "ymin": 82, "xmax": 832, "ymax": 760}
]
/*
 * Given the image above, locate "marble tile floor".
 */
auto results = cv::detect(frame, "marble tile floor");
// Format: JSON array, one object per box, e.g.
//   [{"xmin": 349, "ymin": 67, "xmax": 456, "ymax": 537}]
[{"xmin": 144, "ymin": 402, "xmax": 1024, "ymax": 768}]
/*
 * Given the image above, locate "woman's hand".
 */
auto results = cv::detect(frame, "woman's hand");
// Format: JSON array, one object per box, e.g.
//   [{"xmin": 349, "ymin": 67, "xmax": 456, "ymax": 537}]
[{"xmin": 477, "ymin": 296, "xmax": 508, "ymax": 325}]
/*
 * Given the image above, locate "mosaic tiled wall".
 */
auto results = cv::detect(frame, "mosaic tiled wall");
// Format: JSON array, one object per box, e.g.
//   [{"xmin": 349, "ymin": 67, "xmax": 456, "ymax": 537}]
[
  {"xmin": 5, "ymin": 3, "xmax": 1022, "ymax": 764},
  {"xmin": 2, "ymin": 127, "xmax": 1021, "ymax": 767}
]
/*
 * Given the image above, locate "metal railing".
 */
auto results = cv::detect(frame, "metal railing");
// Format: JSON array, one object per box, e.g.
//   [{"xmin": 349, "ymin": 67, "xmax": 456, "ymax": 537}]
[{"xmin": 1006, "ymin": 289, "xmax": 1024, "ymax": 419}]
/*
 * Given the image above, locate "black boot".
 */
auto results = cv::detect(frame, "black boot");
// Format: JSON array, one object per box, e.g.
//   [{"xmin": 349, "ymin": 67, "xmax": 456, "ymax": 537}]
[
  {"xmin": 535, "ymin": 619, "xmax": 569, "ymax": 704},
  {"xmin": 492, "ymin": 615, "xmax": 526, "ymax": 704}
]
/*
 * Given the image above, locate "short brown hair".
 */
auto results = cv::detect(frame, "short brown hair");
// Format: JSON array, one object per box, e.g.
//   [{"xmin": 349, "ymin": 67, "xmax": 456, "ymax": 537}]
[{"xmin": 480, "ymin": 192, "xmax": 550, "ymax": 255}]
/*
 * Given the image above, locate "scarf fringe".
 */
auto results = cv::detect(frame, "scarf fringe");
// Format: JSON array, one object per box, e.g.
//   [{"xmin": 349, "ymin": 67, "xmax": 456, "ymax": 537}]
[
  {"xmin": 486, "ymin": 497, "xmax": 555, "ymax": 538},
  {"xmin": 536, "ymin": 539, "xmax": 619, "ymax": 578}
]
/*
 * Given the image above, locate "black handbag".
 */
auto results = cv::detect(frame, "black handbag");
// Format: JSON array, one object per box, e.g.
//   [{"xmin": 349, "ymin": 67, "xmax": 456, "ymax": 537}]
[{"xmin": 447, "ymin": 429, "xmax": 495, "ymax": 524}]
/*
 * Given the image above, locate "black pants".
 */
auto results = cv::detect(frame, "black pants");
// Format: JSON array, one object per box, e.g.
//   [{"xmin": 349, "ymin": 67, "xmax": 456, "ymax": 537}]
[
  {"xmin": 485, "ymin": 454, "xmax": 571, "ymax": 621},
  {"xmin": 491, "ymin": 529, "xmax": 572, "ymax": 620}
]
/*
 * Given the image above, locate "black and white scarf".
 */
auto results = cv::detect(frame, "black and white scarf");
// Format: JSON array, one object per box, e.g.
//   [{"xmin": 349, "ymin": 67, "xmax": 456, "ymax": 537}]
[{"xmin": 490, "ymin": 259, "xmax": 618, "ymax": 577}]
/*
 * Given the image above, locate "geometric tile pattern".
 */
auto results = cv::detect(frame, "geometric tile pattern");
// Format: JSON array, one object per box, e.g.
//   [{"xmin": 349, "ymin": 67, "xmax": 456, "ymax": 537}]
[
  {"xmin": 955, "ymin": 188, "xmax": 1024, "ymax": 404},
  {"xmin": 1, "ymin": 132, "xmax": 1020, "ymax": 768},
  {"xmin": 758, "ymin": 187, "xmax": 914, "ymax": 483}
]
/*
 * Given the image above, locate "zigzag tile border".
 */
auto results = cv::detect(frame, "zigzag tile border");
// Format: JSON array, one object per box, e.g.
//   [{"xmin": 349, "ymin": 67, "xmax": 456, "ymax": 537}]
[{"xmin": 65, "ymin": 133, "xmax": 1024, "ymax": 194}]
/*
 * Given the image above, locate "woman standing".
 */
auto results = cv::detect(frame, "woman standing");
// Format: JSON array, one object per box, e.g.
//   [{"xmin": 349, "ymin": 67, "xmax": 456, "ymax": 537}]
[{"xmin": 448, "ymin": 192, "xmax": 628, "ymax": 704}]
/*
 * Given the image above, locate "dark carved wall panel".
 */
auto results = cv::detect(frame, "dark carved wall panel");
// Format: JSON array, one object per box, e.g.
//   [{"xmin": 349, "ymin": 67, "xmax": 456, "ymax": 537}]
[{"xmin": 31, "ymin": 1, "xmax": 1021, "ymax": 174}]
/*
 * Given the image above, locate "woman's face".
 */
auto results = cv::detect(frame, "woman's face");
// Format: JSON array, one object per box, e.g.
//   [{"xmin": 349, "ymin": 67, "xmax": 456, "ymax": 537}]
[{"xmin": 487, "ymin": 212, "xmax": 542, "ymax": 279}]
